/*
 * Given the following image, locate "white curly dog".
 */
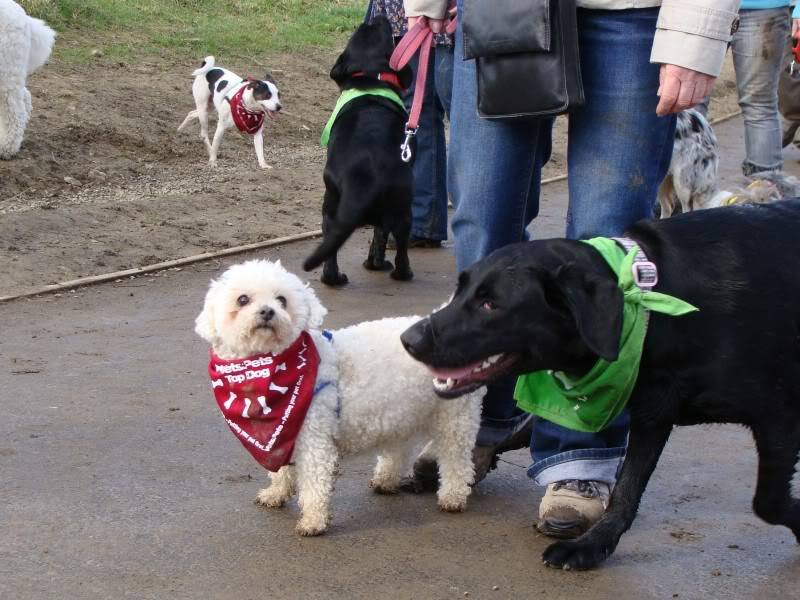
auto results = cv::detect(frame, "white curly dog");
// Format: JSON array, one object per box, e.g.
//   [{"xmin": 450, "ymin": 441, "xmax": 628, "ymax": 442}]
[
  {"xmin": 0, "ymin": 0, "xmax": 55, "ymax": 159},
  {"xmin": 195, "ymin": 259, "xmax": 482, "ymax": 536}
]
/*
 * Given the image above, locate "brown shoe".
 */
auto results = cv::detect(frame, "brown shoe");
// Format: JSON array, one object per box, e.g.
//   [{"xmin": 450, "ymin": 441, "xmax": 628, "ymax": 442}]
[{"xmin": 537, "ymin": 480, "xmax": 610, "ymax": 539}]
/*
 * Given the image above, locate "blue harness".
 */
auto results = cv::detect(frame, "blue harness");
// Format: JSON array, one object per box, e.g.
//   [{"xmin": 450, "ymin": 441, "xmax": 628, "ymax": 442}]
[{"xmin": 313, "ymin": 330, "xmax": 339, "ymax": 417}]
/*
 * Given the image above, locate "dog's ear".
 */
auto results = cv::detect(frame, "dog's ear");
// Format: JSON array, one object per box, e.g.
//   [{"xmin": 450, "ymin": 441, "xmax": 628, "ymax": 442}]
[
  {"xmin": 330, "ymin": 51, "xmax": 350, "ymax": 85},
  {"xmin": 195, "ymin": 284, "xmax": 220, "ymax": 345},
  {"xmin": 551, "ymin": 263, "xmax": 623, "ymax": 361},
  {"xmin": 397, "ymin": 65, "xmax": 413, "ymax": 90},
  {"xmin": 263, "ymin": 72, "xmax": 276, "ymax": 84},
  {"xmin": 304, "ymin": 283, "xmax": 328, "ymax": 329}
]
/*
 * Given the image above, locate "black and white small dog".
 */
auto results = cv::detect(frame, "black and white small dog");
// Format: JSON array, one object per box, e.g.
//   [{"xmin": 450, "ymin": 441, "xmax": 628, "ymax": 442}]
[
  {"xmin": 178, "ymin": 56, "xmax": 281, "ymax": 169},
  {"xmin": 658, "ymin": 109, "xmax": 800, "ymax": 217},
  {"xmin": 302, "ymin": 17, "xmax": 414, "ymax": 286}
]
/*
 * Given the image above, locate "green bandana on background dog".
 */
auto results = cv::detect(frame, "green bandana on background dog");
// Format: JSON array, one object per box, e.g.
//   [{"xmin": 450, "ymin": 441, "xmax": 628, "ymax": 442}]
[
  {"xmin": 320, "ymin": 88, "xmax": 407, "ymax": 147},
  {"xmin": 514, "ymin": 237, "xmax": 699, "ymax": 433}
]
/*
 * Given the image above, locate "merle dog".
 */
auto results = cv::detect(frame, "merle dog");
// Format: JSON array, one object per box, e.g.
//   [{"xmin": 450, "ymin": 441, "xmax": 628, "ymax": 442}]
[
  {"xmin": 303, "ymin": 16, "xmax": 413, "ymax": 286},
  {"xmin": 401, "ymin": 200, "xmax": 800, "ymax": 570}
]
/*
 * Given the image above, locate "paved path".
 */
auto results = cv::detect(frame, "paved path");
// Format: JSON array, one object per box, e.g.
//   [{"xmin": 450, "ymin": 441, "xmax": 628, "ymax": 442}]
[{"xmin": 2, "ymin": 117, "xmax": 799, "ymax": 599}]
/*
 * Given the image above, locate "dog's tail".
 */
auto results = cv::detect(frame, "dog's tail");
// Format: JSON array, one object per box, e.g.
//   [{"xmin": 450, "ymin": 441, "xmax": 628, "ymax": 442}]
[
  {"xmin": 26, "ymin": 17, "xmax": 56, "ymax": 75},
  {"xmin": 302, "ymin": 218, "xmax": 360, "ymax": 272},
  {"xmin": 192, "ymin": 56, "xmax": 215, "ymax": 77}
]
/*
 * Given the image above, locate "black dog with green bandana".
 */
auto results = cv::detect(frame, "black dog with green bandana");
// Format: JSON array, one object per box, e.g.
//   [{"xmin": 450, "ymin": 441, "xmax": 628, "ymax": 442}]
[
  {"xmin": 303, "ymin": 16, "xmax": 413, "ymax": 287},
  {"xmin": 401, "ymin": 199, "xmax": 800, "ymax": 570}
]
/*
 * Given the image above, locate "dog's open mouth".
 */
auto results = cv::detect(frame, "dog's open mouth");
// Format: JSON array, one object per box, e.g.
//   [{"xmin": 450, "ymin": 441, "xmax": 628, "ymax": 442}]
[{"xmin": 428, "ymin": 353, "xmax": 519, "ymax": 398}]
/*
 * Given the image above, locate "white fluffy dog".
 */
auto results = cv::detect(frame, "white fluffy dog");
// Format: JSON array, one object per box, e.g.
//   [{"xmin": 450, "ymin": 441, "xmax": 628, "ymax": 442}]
[
  {"xmin": 195, "ymin": 259, "xmax": 482, "ymax": 536},
  {"xmin": 0, "ymin": 0, "xmax": 55, "ymax": 159}
]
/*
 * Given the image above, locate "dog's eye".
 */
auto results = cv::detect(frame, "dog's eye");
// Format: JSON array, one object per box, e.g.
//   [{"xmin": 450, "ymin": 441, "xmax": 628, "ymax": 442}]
[
  {"xmin": 482, "ymin": 301, "xmax": 494, "ymax": 312},
  {"xmin": 276, "ymin": 295, "xmax": 287, "ymax": 308},
  {"xmin": 237, "ymin": 294, "xmax": 250, "ymax": 307}
]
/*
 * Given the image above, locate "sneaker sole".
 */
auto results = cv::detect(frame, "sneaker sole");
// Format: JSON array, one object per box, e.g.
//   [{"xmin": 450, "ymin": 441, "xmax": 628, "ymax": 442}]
[{"xmin": 536, "ymin": 519, "xmax": 588, "ymax": 540}]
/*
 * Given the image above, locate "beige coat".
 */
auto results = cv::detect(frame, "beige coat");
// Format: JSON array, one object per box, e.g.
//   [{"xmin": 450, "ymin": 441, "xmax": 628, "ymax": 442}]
[{"xmin": 403, "ymin": 0, "xmax": 741, "ymax": 76}]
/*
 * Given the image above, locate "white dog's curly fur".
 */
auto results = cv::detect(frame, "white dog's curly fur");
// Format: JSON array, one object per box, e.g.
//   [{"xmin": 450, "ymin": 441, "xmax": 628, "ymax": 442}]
[
  {"xmin": 0, "ymin": 0, "xmax": 55, "ymax": 159},
  {"xmin": 195, "ymin": 259, "xmax": 482, "ymax": 536}
]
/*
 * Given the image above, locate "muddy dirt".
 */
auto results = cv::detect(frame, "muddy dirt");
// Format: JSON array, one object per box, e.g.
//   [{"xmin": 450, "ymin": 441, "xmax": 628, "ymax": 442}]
[{"xmin": 0, "ymin": 39, "xmax": 742, "ymax": 297}]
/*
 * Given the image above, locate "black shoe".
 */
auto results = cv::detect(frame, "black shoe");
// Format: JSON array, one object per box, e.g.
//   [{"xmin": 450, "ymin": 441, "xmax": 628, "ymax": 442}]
[
  {"xmin": 386, "ymin": 236, "xmax": 443, "ymax": 250},
  {"xmin": 408, "ymin": 236, "xmax": 443, "ymax": 249},
  {"xmin": 399, "ymin": 414, "xmax": 534, "ymax": 493}
]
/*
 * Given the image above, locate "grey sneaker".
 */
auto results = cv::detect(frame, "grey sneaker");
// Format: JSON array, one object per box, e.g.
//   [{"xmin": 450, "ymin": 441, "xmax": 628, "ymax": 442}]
[
  {"xmin": 399, "ymin": 414, "xmax": 534, "ymax": 493},
  {"xmin": 537, "ymin": 479, "xmax": 611, "ymax": 539}
]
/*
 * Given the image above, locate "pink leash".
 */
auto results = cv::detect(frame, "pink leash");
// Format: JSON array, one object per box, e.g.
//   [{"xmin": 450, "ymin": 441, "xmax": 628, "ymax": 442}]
[{"xmin": 389, "ymin": 9, "xmax": 457, "ymax": 162}]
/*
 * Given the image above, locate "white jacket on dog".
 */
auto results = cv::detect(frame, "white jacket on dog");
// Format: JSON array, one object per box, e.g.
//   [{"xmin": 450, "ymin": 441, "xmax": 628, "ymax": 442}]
[
  {"xmin": 0, "ymin": 0, "xmax": 55, "ymax": 159},
  {"xmin": 195, "ymin": 259, "xmax": 482, "ymax": 536}
]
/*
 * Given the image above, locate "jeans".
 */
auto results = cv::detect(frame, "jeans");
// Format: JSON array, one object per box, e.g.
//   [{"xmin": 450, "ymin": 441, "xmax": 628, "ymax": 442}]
[
  {"xmin": 403, "ymin": 45, "xmax": 454, "ymax": 241},
  {"xmin": 449, "ymin": 6, "xmax": 676, "ymax": 486},
  {"xmin": 697, "ymin": 7, "xmax": 791, "ymax": 175}
]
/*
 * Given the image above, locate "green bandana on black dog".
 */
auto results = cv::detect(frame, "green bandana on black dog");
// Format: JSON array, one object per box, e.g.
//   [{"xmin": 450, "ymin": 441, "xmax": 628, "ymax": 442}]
[
  {"xmin": 514, "ymin": 237, "xmax": 699, "ymax": 433},
  {"xmin": 320, "ymin": 88, "xmax": 406, "ymax": 147}
]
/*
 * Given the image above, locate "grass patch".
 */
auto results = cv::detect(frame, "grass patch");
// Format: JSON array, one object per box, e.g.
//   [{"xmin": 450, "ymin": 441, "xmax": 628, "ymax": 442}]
[{"xmin": 19, "ymin": 0, "xmax": 364, "ymax": 60}]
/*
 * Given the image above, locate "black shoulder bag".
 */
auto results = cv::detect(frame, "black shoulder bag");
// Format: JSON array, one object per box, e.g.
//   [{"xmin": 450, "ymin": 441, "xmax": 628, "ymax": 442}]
[{"xmin": 462, "ymin": 0, "xmax": 584, "ymax": 118}]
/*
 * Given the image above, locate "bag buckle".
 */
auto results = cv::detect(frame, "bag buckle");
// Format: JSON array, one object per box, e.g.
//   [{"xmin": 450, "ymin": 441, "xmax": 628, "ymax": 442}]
[
  {"xmin": 631, "ymin": 260, "xmax": 658, "ymax": 290},
  {"xmin": 400, "ymin": 127, "xmax": 416, "ymax": 163}
]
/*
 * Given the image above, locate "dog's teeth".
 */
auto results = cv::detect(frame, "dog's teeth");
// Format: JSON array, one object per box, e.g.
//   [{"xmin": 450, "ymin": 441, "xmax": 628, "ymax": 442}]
[
  {"xmin": 446, "ymin": 378, "xmax": 454, "ymax": 388},
  {"xmin": 488, "ymin": 354, "xmax": 501, "ymax": 364}
]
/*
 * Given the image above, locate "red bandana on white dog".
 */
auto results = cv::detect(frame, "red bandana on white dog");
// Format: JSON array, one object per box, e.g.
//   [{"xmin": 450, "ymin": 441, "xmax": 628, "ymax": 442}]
[
  {"xmin": 208, "ymin": 331, "xmax": 319, "ymax": 471},
  {"xmin": 228, "ymin": 85, "xmax": 265, "ymax": 134}
]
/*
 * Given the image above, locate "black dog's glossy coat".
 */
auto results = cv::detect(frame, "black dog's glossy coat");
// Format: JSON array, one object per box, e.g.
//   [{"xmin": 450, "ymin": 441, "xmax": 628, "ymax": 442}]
[
  {"xmin": 302, "ymin": 17, "xmax": 414, "ymax": 286},
  {"xmin": 401, "ymin": 200, "xmax": 800, "ymax": 569}
]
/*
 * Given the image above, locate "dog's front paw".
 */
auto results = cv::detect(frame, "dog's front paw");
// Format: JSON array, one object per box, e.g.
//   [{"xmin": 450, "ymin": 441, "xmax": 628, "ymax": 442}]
[
  {"xmin": 296, "ymin": 514, "xmax": 329, "ymax": 537},
  {"xmin": 259, "ymin": 162, "xmax": 273, "ymax": 170},
  {"xmin": 437, "ymin": 487, "xmax": 469, "ymax": 513},
  {"xmin": 255, "ymin": 487, "xmax": 288, "ymax": 508},
  {"xmin": 390, "ymin": 267, "xmax": 413, "ymax": 281},
  {"xmin": 321, "ymin": 272, "xmax": 348, "ymax": 287},
  {"xmin": 369, "ymin": 478, "xmax": 400, "ymax": 495},
  {"xmin": 208, "ymin": 159, "xmax": 218, "ymax": 168},
  {"xmin": 542, "ymin": 539, "xmax": 612, "ymax": 571}
]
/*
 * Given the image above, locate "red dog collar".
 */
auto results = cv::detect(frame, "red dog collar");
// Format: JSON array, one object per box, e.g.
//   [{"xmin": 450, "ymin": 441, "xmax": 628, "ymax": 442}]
[
  {"xmin": 352, "ymin": 71, "xmax": 405, "ymax": 91},
  {"xmin": 208, "ymin": 331, "xmax": 320, "ymax": 471}
]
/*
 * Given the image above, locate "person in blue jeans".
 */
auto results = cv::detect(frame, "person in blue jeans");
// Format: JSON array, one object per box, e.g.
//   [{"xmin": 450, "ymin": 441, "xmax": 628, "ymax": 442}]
[
  {"xmin": 367, "ymin": 0, "xmax": 454, "ymax": 247},
  {"xmin": 696, "ymin": 2, "xmax": 794, "ymax": 175},
  {"xmin": 404, "ymin": 0, "xmax": 739, "ymax": 537}
]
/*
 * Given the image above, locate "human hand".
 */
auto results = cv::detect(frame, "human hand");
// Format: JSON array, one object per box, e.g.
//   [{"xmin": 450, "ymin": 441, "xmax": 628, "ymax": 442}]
[
  {"xmin": 407, "ymin": 15, "xmax": 445, "ymax": 33},
  {"xmin": 656, "ymin": 64, "xmax": 716, "ymax": 117},
  {"xmin": 407, "ymin": 16, "xmax": 444, "ymax": 33}
]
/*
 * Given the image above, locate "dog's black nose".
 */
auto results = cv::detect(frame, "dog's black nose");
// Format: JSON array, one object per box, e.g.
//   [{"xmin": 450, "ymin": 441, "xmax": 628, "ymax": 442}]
[
  {"xmin": 275, "ymin": 104, "xmax": 282, "ymax": 112},
  {"xmin": 400, "ymin": 318, "xmax": 434, "ymax": 359},
  {"xmin": 259, "ymin": 307, "xmax": 275, "ymax": 321}
]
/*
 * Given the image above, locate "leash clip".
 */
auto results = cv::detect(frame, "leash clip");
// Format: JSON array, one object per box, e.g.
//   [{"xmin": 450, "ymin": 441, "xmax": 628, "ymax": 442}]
[{"xmin": 400, "ymin": 127, "xmax": 417, "ymax": 163}]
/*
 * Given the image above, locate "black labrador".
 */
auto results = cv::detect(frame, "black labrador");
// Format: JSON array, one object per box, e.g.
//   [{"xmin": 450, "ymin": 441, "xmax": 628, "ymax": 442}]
[
  {"xmin": 303, "ymin": 16, "xmax": 414, "ymax": 286},
  {"xmin": 401, "ymin": 200, "xmax": 800, "ymax": 569}
]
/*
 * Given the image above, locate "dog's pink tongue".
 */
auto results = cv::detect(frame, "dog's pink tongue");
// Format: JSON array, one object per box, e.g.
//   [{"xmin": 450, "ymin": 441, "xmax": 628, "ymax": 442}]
[{"xmin": 427, "ymin": 363, "xmax": 481, "ymax": 379}]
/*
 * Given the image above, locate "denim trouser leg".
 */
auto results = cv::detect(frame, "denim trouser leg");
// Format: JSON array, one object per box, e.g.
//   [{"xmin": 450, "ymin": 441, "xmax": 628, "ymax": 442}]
[
  {"xmin": 731, "ymin": 8, "xmax": 791, "ymax": 175},
  {"xmin": 449, "ymin": 2, "xmax": 553, "ymax": 438},
  {"xmin": 532, "ymin": 8, "xmax": 676, "ymax": 486},
  {"xmin": 403, "ymin": 45, "xmax": 454, "ymax": 241}
]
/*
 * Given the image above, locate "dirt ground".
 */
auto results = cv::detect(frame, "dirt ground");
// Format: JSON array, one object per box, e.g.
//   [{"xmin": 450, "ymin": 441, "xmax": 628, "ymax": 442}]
[{"xmin": 0, "ymin": 40, "xmax": 742, "ymax": 297}]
